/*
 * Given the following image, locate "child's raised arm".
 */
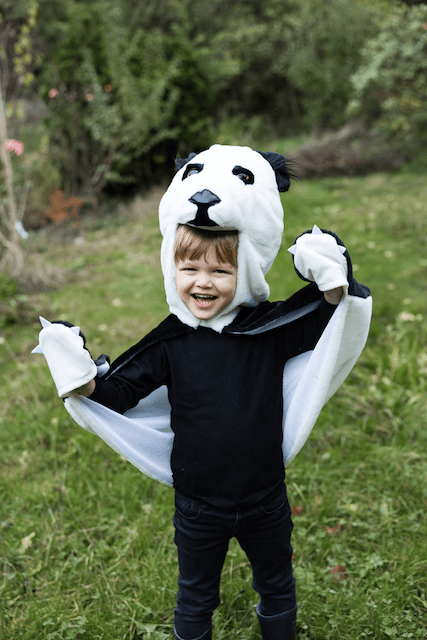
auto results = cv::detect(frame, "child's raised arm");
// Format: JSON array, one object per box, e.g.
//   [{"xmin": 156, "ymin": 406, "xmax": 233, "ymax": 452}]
[{"xmin": 323, "ymin": 287, "xmax": 344, "ymax": 305}]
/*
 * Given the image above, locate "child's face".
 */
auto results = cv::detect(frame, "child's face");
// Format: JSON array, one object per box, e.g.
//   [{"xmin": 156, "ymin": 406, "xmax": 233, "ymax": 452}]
[{"xmin": 175, "ymin": 249, "xmax": 237, "ymax": 320}]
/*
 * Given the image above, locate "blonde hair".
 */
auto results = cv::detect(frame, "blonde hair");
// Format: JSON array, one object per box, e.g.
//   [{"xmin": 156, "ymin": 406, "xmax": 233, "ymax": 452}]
[{"xmin": 174, "ymin": 224, "xmax": 239, "ymax": 267}]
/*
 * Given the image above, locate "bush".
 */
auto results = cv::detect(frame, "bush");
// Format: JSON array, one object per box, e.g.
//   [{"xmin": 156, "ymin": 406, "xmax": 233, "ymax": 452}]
[
  {"xmin": 38, "ymin": 0, "xmax": 213, "ymax": 200},
  {"xmin": 348, "ymin": 3, "xmax": 427, "ymax": 154},
  {"xmin": 281, "ymin": 0, "xmax": 384, "ymax": 132},
  {"xmin": 199, "ymin": 0, "xmax": 385, "ymax": 135}
]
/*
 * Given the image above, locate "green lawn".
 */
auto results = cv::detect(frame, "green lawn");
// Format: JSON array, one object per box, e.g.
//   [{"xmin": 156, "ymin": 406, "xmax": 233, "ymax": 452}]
[{"xmin": 1, "ymin": 170, "xmax": 426, "ymax": 639}]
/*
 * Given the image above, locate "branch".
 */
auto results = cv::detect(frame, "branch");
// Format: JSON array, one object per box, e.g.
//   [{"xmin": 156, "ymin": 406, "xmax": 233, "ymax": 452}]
[
  {"xmin": 0, "ymin": 229, "xmax": 13, "ymax": 249},
  {"xmin": 0, "ymin": 222, "xmax": 18, "ymax": 251},
  {"xmin": 0, "ymin": 68, "xmax": 21, "ymax": 245},
  {"xmin": 17, "ymin": 175, "xmax": 33, "ymax": 221},
  {"xmin": 0, "ymin": 194, "xmax": 17, "ymax": 235}
]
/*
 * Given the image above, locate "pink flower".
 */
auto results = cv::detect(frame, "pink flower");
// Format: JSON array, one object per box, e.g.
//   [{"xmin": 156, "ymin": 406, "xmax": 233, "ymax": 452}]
[
  {"xmin": 4, "ymin": 139, "xmax": 24, "ymax": 156},
  {"xmin": 85, "ymin": 93, "xmax": 94, "ymax": 102},
  {"xmin": 48, "ymin": 88, "xmax": 59, "ymax": 99}
]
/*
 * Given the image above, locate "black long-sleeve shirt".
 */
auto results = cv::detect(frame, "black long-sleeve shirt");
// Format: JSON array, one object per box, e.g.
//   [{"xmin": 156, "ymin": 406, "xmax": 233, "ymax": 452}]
[{"xmin": 91, "ymin": 299, "xmax": 335, "ymax": 507}]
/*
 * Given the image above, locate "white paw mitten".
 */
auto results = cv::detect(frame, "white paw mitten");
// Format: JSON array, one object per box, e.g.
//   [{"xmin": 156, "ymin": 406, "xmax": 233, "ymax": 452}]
[
  {"xmin": 32, "ymin": 317, "xmax": 97, "ymax": 397},
  {"xmin": 288, "ymin": 225, "xmax": 348, "ymax": 292}
]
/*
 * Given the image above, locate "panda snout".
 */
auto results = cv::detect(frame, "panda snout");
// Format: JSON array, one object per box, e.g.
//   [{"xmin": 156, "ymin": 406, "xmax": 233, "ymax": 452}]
[
  {"xmin": 190, "ymin": 190, "xmax": 221, "ymax": 207},
  {"xmin": 188, "ymin": 190, "xmax": 221, "ymax": 227}
]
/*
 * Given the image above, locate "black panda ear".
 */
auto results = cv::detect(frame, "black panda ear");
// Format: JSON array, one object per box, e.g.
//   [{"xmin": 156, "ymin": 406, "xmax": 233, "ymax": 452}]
[
  {"xmin": 175, "ymin": 152, "xmax": 197, "ymax": 172},
  {"xmin": 256, "ymin": 151, "xmax": 298, "ymax": 193}
]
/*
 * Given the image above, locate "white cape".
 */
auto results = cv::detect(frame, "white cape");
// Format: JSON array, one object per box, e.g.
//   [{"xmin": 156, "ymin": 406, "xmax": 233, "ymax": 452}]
[{"xmin": 64, "ymin": 290, "xmax": 372, "ymax": 487}]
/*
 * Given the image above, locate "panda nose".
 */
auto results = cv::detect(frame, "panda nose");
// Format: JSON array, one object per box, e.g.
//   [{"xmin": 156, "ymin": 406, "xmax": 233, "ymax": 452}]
[
  {"xmin": 190, "ymin": 190, "xmax": 221, "ymax": 207},
  {"xmin": 188, "ymin": 190, "xmax": 221, "ymax": 227}
]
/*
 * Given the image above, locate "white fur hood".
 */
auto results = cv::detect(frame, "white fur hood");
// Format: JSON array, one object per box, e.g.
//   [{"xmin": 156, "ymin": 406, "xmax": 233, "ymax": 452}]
[{"xmin": 159, "ymin": 144, "xmax": 290, "ymax": 331}]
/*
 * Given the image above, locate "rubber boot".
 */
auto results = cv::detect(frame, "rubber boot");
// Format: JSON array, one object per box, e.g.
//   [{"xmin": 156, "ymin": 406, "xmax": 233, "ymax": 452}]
[
  {"xmin": 173, "ymin": 627, "xmax": 212, "ymax": 640},
  {"xmin": 256, "ymin": 603, "xmax": 297, "ymax": 640}
]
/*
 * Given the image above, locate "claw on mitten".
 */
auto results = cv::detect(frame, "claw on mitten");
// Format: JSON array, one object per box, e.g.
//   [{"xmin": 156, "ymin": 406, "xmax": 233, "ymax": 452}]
[
  {"xmin": 32, "ymin": 316, "xmax": 51, "ymax": 353},
  {"xmin": 288, "ymin": 225, "xmax": 347, "ymax": 256},
  {"xmin": 32, "ymin": 317, "xmax": 81, "ymax": 354}
]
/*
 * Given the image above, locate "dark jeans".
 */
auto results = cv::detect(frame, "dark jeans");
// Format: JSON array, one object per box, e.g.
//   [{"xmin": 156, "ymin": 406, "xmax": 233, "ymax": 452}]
[{"xmin": 173, "ymin": 484, "xmax": 296, "ymax": 639}]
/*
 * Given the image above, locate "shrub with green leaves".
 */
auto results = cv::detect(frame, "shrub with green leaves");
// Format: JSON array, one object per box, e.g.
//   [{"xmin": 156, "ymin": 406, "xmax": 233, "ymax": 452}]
[
  {"xmin": 38, "ymin": 0, "xmax": 212, "ymax": 199},
  {"xmin": 277, "ymin": 0, "xmax": 384, "ymax": 131},
  {"xmin": 348, "ymin": 3, "xmax": 427, "ymax": 153},
  {"xmin": 189, "ymin": 0, "xmax": 384, "ymax": 134}
]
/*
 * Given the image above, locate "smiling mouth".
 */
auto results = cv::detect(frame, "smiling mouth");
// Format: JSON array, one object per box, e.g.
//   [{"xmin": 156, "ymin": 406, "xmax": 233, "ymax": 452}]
[
  {"xmin": 191, "ymin": 294, "xmax": 217, "ymax": 305},
  {"xmin": 191, "ymin": 293, "xmax": 218, "ymax": 302}
]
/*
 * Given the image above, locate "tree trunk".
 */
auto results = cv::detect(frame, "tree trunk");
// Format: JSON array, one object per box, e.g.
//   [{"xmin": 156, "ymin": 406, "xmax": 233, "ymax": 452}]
[{"xmin": 0, "ymin": 72, "xmax": 24, "ymax": 279}]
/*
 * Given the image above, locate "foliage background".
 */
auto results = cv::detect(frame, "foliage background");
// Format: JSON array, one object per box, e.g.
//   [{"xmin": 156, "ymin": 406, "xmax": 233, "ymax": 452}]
[
  {"xmin": 2, "ymin": 0, "xmax": 427, "ymax": 203},
  {"xmin": 348, "ymin": 3, "xmax": 427, "ymax": 157}
]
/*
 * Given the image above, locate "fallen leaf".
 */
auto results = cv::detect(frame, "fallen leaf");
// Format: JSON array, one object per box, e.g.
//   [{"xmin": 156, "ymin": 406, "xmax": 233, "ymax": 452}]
[
  {"xmin": 330, "ymin": 564, "xmax": 347, "ymax": 580},
  {"xmin": 19, "ymin": 532, "xmax": 36, "ymax": 553},
  {"xmin": 324, "ymin": 523, "xmax": 342, "ymax": 535}
]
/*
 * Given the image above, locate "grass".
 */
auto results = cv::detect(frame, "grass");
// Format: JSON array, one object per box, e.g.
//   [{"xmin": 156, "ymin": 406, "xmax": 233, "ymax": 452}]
[{"xmin": 1, "ymin": 170, "xmax": 426, "ymax": 639}]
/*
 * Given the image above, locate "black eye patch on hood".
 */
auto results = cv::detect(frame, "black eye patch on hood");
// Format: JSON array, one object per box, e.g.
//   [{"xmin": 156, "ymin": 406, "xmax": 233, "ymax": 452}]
[
  {"xmin": 182, "ymin": 163, "xmax": 204, "ymax": 180},
  {"xmin": 175, "ymin": 148, "xmax": 295, "ymax": 193},
  {"xmin": 232, "ymin": 166, "xmax": 255, "ymax": 185}
]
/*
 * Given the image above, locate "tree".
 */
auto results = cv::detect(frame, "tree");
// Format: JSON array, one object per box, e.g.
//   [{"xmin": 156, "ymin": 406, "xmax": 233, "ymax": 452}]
[
  {"xmin": 0, "ymin": 0, "xmax": 38, "ymax": 278},
  {"xmin": 37, "ymin": 0, "xmax": 213, "ymax": 202},
  {"xmin": 348, "ymin": 3, "xmax": 427, "ymax": 153},
  {"xmin": 279, "ymin": 0, "xmax": 386, "ymax": 131},
  {"xmin": 0, "ymin": 80, "xmax": 25, "ymax": 277},
  {"xmin": 159, "ymin": 0, "xmax": 387, "ymax": 135}
]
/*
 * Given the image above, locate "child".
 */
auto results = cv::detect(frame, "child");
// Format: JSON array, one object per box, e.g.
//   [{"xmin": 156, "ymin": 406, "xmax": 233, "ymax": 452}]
[{"xmin": 33, "ymin": 145, "xmax": 371, "ymax": 639}]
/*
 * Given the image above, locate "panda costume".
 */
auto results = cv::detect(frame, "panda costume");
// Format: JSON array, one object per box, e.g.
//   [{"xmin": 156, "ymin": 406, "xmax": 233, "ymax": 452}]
[{"xmin": 33, "ymin": 145, "xmax": 372, "ymax": 640}]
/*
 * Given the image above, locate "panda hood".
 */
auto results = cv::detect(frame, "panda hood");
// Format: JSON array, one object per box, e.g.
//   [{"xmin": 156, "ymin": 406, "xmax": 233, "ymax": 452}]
[{"xmin": 159, "ymin": 144, "xmax": 291, "ymax": 332}]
